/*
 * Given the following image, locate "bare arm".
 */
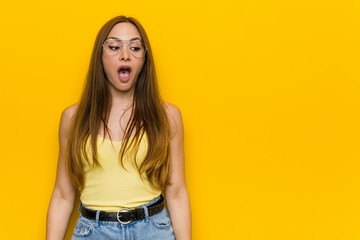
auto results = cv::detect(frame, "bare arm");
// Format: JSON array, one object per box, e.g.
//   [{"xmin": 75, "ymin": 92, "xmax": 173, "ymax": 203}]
[
  {"xmin": 164, "ymin": 103, "xmax": 192, "ymax": 240},
  {"xmin": 46, "ymin": 104, "xmax": 78, "ymax": 240}
]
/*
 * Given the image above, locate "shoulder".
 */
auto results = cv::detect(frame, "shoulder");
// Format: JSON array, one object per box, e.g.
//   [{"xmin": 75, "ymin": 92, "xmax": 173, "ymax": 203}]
[
  {"xmin": 163, "ymin": 101, "xmax": 182, "ymax": 123},
  {"xmin": 61, "ymin": 103, "xmax": 79, "ymax": 120},
  {"xmin": 162, "ymin": 101, "xmax": 183, "ymax": 138},
  {"xmin": 59, "ymin": 103, "xmax": 79, "ymax": 138}
]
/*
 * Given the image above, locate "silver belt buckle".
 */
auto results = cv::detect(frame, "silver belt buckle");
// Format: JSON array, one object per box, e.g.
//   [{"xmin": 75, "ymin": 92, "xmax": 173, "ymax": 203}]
[{"xmin": 117, "ymin": 208, "xmax": 132, "ymax": 225}]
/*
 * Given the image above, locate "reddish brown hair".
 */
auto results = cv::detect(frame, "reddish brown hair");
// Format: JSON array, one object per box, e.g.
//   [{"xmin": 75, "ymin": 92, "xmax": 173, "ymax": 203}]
[{"xmin": 66, "ymin": 15, "xmax": 171, "ymax": 193}]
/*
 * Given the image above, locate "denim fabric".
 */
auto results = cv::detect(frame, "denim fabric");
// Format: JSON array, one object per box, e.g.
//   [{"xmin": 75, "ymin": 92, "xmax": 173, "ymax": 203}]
[{"xmin": 71, "ymin": 195, "xmax": 175, "ymax": 240}]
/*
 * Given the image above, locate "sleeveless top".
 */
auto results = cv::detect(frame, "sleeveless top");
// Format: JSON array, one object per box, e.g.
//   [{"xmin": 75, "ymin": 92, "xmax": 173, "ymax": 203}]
[{"xmin": 79, "ymin": 129, "xmax": 162, "ymax": 212}]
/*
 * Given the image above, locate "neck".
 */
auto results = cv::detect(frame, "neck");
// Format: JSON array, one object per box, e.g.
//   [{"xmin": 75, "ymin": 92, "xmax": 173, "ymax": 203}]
[{"xmin": 110, "ymin": 89, "xmax": 134, "ymax": 110}]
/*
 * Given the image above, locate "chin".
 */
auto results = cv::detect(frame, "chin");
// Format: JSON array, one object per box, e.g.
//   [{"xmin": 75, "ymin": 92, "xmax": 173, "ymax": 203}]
[{"xmin": 116, "ymin": 84, "xmax": 135, "ymax": 92}]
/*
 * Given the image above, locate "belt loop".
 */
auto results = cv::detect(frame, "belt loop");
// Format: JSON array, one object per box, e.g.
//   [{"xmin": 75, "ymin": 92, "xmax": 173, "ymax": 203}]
[
  {"xmin": 78, "ymin": 202, "xmax": 82, "ymax": 214},
  {"xmin": 94, "ymin": 210, "xmax": 100, "ymax": 227},
  {"xmin": 140, "ymin": 205, "xmax": 150, "ymax": 223}
]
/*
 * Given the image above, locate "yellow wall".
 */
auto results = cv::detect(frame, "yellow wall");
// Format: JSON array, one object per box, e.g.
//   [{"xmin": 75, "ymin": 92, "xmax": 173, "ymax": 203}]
[{"xmin": 1, "ymin": 0, "xmax": 359, "ymax": 239}]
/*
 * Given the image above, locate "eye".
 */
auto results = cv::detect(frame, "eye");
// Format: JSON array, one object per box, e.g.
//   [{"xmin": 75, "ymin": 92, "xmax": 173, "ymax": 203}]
[
  {"xmin": 130, "ymin": 47, "xmax": 141, "ymax": 52},
  {"xmin": 109, "ymin": 46, "xmax": 120, "ymax": 51}
]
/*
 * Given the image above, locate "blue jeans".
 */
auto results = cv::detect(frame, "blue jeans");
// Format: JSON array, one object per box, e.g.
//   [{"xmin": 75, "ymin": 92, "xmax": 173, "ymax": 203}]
[{"xmin": 71, "ymin": 195, "xmax": 175, "ymax": 240}]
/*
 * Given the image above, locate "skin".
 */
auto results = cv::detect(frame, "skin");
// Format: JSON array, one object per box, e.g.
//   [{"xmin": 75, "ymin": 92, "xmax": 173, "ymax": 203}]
[
  {"xmin": 102, "ymin": 22, "xmax": 145, "ymax": 110},
  {"xmin": 100, "ymin": 22, "xmax": 146, "ymax": 138},
  {"xmin": 46, "ymin": 22, "xmax": 192, "ymax": 240},
  {"xmin": 163, "ymin": 102, "xmax": 192, "ymax": 240}
]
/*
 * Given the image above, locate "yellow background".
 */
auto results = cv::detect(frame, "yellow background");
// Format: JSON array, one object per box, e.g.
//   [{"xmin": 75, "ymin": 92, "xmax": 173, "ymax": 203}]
[{"xmin": 0, "ymin": 0, "xmax": 359, "ymax": 239}]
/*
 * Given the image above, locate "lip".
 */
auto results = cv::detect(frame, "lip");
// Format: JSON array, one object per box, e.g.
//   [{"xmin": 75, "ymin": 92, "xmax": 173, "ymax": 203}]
[{"xmin": 117, "ymin": 65, "xmax": 132, "ymax": 73}]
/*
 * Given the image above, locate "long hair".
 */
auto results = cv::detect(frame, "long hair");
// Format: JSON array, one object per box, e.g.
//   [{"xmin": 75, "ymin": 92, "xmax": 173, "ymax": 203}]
[{"xmin": 65, "ymin": 15, "xmax": 171, "ymax": 193}]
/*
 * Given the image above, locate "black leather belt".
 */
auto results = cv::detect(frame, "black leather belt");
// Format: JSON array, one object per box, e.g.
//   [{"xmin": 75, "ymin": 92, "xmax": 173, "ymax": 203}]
[{"xmin": 79, "ymin": 195, "xmax": 164, "ymax": 225}]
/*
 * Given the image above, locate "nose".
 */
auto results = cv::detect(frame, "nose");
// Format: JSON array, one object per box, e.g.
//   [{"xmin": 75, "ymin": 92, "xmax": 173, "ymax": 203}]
[{"xmin": 119, "ymin": 45, "xmax": 131, "ymax": 61}]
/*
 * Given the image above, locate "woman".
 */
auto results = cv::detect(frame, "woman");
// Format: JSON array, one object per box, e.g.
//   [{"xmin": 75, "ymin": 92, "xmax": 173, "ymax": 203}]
[{"xmin": 46, "ymin": 15, "xmax": 191, "ymax": 240}]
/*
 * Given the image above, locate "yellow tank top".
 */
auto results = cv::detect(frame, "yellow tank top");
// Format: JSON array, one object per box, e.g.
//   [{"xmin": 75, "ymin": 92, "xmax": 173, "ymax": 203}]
[{"xmin": 79, "ymin": 130, "xmax": 161, "ymax": 212}]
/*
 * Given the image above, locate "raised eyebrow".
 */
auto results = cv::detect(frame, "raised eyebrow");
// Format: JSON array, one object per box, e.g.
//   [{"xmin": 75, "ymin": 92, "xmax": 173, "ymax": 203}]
[{"xmin": 106, "ymin": 37, "xmax": 142, "ymax": 41}]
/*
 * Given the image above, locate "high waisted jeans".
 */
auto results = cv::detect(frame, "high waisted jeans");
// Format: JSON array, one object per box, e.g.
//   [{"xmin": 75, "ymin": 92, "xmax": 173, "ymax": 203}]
[{"xmin": 71, "ymin": 195, "xmax": 175, "ymax": 240}]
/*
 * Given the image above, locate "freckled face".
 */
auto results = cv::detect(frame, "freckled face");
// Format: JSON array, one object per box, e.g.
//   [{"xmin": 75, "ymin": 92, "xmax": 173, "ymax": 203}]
[{"xmin": 102, "ymin": 22, "xmax": 145, "ymax": 95}]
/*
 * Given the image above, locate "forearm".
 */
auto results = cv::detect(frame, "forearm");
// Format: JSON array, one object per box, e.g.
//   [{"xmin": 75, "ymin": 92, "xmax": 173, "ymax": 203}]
[
  {"xmin": 165, "ymin": 188, "xmax": 192, "ymax": 240},
  {"xmin": 46, "ymin": 194, "xmax": 75, "ymax": 240}
]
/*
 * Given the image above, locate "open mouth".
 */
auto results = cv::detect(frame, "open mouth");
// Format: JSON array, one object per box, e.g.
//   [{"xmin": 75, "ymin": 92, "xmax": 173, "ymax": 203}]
[
  {"xmin": 117, "ymin": 65, "xmax": 132, "ymax": 81},
  {"xmin": 118, "ymin": 66, "xmax": 132, "ymax": 74}
]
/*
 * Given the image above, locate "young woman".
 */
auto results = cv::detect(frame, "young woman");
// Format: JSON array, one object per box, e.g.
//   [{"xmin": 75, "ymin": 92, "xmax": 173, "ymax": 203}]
[{"xmin": 46, "ymin": 15, "xmax": 191, "ymax": 240}]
